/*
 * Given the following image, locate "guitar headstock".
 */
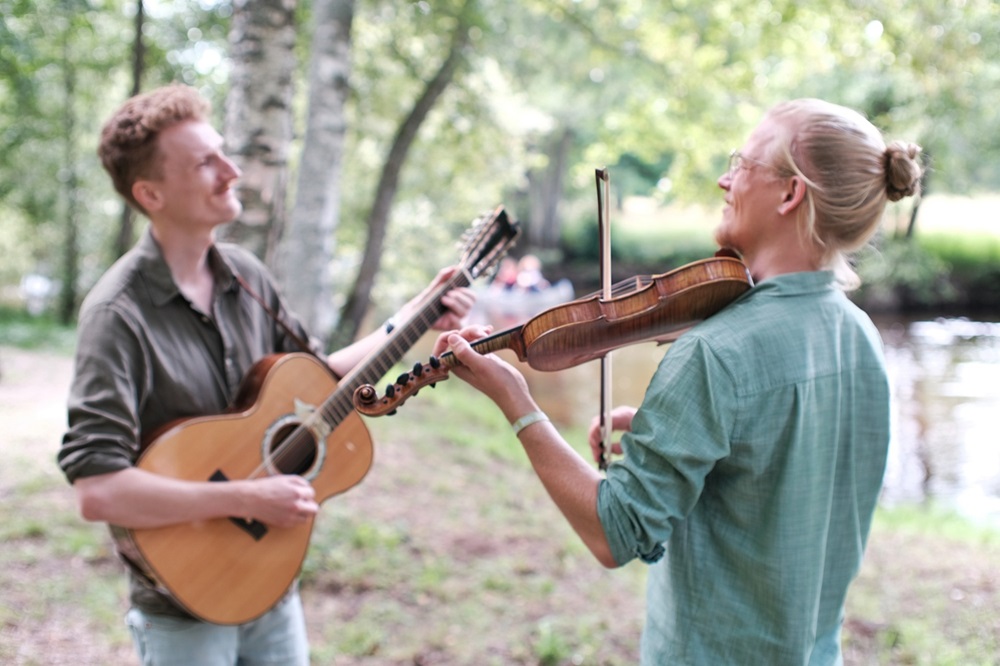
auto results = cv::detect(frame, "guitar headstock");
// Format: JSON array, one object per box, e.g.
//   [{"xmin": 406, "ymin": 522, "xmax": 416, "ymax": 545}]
[{"xmin": 459, "ymin": 206, "xmax": 520, "ymax": 280}]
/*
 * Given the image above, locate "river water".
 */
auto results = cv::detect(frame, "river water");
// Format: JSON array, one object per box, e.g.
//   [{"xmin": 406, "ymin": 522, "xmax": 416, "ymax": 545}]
[
  {"xmin": 875, "ymin": 316, "xmax": 1000, "ymax": 526},
  {"xmin": 498, "ymin": 314, "xmax": 1000, "ymax": 528}
]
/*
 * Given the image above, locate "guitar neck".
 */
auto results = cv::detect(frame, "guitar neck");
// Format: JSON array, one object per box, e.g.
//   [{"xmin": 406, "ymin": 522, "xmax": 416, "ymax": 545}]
[{"xmin": 321, "ymin": 271, "xmax": 471, "ymax": 424}]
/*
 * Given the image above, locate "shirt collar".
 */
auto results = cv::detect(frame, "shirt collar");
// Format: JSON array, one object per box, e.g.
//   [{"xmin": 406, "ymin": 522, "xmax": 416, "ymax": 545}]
[
  {"xmin": 751, "ymin": 270, "xmax": 837, "ymax": 297},
  {"xmin": 136, "ymin": 228, "xmax": 240, "ymax": 307}
]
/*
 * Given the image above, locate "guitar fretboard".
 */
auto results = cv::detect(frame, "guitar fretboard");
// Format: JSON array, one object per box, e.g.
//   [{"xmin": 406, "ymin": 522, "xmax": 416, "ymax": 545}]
[{"xmin": 320, "ymin": 271, "xmax": 471, "ymax": 427}]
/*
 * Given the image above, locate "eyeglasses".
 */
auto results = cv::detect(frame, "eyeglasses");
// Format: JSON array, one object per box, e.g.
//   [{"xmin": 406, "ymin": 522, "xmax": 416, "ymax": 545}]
[{"xmin": 727, "ymin": 150, "xmax": 780, "ymax": 178}]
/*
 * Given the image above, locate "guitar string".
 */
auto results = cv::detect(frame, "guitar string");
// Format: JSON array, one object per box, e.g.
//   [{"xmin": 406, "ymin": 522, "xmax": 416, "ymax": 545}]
[
  {"xmin": 242, "ymin": 271, "xmax": 466, "ymax": 482},
  {"xmin": 241, "ymin": 211, "xmax": 508, "ymax": 484}
]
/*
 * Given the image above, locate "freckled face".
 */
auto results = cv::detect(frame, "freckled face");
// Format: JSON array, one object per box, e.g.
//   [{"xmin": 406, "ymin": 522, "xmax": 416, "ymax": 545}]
[{"xmin": 143, "ymin": 120, "xmax": 243, "ymax": 230}]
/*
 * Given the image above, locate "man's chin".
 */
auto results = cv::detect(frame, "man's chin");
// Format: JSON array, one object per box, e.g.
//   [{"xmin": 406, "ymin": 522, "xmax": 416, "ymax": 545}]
[
  {"xmin": 712, "ymin": 227, "xmax": 729, "ymax": 250},
  {"xmin": 224, "ymin": 200, "xmax": 243, "ymax": 220}
]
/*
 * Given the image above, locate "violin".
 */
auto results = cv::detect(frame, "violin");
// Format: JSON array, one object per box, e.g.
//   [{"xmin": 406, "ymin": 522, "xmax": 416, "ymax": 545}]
[{"xmin": 352, "ymin": 254, "xmax": 753, "ymax": 418}]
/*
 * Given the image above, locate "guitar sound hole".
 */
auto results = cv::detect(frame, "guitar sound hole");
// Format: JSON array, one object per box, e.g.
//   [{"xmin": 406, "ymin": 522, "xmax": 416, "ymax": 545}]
[{"xmin": 269, "ymin": 424, "xmax": 318, "ymax": 475}]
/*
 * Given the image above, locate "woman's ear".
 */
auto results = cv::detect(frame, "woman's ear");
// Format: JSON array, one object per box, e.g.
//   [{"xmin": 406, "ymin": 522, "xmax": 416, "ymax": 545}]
[{"xmin": 777, "ymin": 175, "xmax": 806, "ymax": 216}]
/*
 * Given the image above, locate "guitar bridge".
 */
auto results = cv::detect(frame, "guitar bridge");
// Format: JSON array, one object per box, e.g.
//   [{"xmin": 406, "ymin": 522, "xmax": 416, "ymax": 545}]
[{"xmin": 210, "ymin": 470, "xmax": 269, "ymax": 541}]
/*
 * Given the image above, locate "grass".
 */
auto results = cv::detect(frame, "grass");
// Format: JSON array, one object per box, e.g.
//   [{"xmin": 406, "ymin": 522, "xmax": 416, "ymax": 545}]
[
  {"xmin": 844, "ymin": 505, "xmax": 1000, "ymax": 665},
  {"xmin": 0, "ymin": 307, "xmax": 77, "ymax": 354}
]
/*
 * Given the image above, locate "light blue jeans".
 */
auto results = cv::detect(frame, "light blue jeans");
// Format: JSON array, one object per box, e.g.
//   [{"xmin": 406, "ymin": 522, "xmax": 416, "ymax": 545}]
[{"xmin": 125, "ymin": 589, "xmax": 309, "ymax": 665}]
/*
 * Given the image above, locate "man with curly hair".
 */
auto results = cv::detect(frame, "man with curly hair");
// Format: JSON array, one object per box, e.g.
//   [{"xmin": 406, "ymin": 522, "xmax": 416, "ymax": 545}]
[{"xmin": 59, "ymin": 84, "xmax": 475, "ymax": 665}]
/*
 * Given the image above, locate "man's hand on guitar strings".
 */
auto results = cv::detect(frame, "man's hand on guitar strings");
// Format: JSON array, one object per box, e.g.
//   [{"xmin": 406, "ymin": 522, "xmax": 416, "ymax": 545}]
[
  {"xmin": 241, "ymin": 474, "xmax": 318, "ymax": 528},
  {"xmin": 398, "ymin": 266, "xmax": 478, "ymax": 332}
]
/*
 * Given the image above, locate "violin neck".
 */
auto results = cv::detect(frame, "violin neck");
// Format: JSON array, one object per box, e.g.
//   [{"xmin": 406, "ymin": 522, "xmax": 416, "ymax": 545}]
[{"xmin": 440, "ymin": 325, "xmax": 527, "ymax": 368}]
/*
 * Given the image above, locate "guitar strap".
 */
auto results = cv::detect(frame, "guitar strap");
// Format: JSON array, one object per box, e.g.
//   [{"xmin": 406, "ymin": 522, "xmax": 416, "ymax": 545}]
[{"xmin": 234, "ymin": 273, "xmax": 337, "ymax": 377}]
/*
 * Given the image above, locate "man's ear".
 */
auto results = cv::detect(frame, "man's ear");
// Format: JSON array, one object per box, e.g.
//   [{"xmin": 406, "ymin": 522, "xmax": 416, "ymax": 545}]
[
  {"xmin": 777, "ymin": 175, "xmax": 806, "ymax": 216},
  {"xmin": 132, "ymin": 180, "xmax": 163, "ymax": 213}
]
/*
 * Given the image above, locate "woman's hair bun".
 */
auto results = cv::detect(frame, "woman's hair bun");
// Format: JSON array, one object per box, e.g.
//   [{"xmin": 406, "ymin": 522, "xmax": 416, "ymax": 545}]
[{"xmin": 884, "ymin": 141, "xmax": 923, "ymax": 202}]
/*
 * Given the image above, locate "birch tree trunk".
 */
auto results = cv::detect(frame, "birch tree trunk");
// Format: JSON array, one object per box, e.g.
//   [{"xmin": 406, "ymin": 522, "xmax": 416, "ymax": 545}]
[
  {"xmin": 277, "ymin": 0, "xmax": 355, "ymax": 344},
  {"xmin": 330, "ymin": 2, "xmax": 473, "ymax": 347},
  {"xmin": 114, "ymin": 0, "xmax": 144, "ymax": 259},
  {"xmin": 220, "ymin": 0, "xmax": 298, "ymax": 264}
]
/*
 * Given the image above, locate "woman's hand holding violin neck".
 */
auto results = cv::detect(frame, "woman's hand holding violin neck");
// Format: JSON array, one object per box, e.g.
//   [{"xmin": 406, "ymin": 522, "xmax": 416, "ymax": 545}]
[
  {"xmin": 435, "ymin": 326, "xmax": 537, "ymax": 422},
  {"xmin": 588, "ymin": 405, "xmax": 637, "ymax": 464},
  {"xmin": 431, "ymin": 324, "xmax": 491, "ymax": 357}
]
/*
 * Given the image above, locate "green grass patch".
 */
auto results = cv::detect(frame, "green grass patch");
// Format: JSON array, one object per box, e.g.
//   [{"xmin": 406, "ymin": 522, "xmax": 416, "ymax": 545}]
[
  {"xmin": 872, "ymin": 502, "xmax": 1000, "ymax": 546},
  {"xmin": 844, "ymin": 504, "xmax": 1000, "ymax": 665},
  {"xmin": 0, "ymin": 305, "xmax": 76, "ymax": 353},
  {"xmin": 919, "ymin": 230, "xmax": 1000, "ymax": 266}
]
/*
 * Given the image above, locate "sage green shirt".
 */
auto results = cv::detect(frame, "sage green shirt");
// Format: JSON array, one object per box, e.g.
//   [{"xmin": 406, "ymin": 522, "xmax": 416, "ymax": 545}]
[{"xmin": 597, "ymin": 271, "xmax": 890, "ymax": 665}]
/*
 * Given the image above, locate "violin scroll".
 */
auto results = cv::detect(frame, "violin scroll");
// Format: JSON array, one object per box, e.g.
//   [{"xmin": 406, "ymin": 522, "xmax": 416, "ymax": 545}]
[{"xmin": 353, "ymin": 355, "xmax": 457, "ymax": 417}]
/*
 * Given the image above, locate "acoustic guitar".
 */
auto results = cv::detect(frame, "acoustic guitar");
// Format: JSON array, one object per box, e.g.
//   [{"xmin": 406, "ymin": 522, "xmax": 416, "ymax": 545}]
[{"xmin": 111, "ymin": 206, "xmax": 519, "ymax": 625}]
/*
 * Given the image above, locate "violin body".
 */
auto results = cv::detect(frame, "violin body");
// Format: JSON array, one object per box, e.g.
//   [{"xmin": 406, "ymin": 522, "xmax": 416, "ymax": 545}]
[
  {"xmin": 513, "ymin": 256, "xmax": 752, "ymax": 371},
  {"xmin": 353, "ymin": 256, "xmax": 753, "ymax": 418}
]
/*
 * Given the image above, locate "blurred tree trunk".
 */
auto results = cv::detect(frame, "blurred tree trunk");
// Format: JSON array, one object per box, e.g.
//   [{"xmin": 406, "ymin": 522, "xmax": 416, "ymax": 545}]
[
  {"xmin": 905, "ymin": 152, "xmax": 930, "ymax": 239},
  {"xmin": 526, "ymin": 126, "xmax": 573, "ymax": 251},
  {"xmin": 114, "ymin": 0, "xmax": 144, "ymax": 258},
  {"xmin": 277, "ymin": 0, "xmax": 355, "ymax": 345},
  {"xmin": 58, "ymin": 35, "xmax": 80, "ymax": 325},
  {"xmin": 219, "ymin": 0, "xmax": 298, "ymax": 264},
  {"xmin": 329, "ymin": 1, "xmax": 473, "ymax": 348}
]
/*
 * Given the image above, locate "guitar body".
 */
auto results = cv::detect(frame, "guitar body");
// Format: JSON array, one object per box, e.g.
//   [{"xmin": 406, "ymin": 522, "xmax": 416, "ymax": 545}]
[
  {"xmin": 118, "ymin": 353, "xmax": 373, "ymax": 625},
  {"xmin": 110, "ymin": 205, "xmax": 520, "ymax": 625}
]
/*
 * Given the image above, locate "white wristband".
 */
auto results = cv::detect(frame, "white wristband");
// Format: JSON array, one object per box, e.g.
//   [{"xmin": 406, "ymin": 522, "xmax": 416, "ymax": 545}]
[{"xmin": 511, "ymin": 410, "xmax": 549, "ymax": 436}]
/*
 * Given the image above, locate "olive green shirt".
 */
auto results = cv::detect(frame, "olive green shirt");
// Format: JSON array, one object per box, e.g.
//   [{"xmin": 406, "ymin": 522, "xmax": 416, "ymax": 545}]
[
  {"xmin": 597, "ymin": 271, "xmax": 890, "ymax": 665},
  {"xmin": 58, "ymin": 228, "xmax": 321, "ymax": 616}
]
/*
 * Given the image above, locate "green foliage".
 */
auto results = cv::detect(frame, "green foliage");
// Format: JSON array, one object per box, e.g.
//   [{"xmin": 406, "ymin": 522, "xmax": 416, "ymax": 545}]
[
  {"xmin": 4, "ymin": 0, "xmax": 1000, "ymax": 323},
  {"xmin": 0, "ymin": 305, "xmax": 77, "ymax": 352},
  {"xmin": 918, "ymin": 230, "xmax": 1000, "ymax": 271},
  {"xmin": 855, "ymin": 237, "xmax": 957, "ymax": 308},
  {"xmin": 563, "ymin": 215, "xmax": 717, "ymax": 268},
  {"xmin": 0, "ymin": 0, "xmax": 238, "ymax": 319}
]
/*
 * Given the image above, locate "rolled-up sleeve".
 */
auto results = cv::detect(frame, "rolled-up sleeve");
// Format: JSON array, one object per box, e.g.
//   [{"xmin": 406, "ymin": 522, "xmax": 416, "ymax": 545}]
[
  {"xmin": 58, "ymin": 304, "xmax": 148, "ymax": 483},
  {"xmin": 596, "ymin": 334, "xmax": 736, "ymax": 566}
]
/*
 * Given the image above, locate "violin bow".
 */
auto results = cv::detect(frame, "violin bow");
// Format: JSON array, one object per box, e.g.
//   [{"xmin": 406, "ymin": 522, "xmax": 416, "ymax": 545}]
[{"xmin": 595, "ymin": 168, "xmax": 612, "ymax": 471}]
